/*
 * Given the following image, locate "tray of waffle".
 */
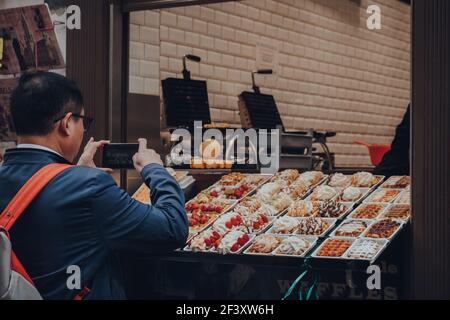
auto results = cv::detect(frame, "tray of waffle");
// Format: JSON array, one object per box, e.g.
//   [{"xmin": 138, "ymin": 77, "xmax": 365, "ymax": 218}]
[
  {"xmin": 241, "ymin": 212, "xmax": 274, "ymax": 234},
  {"xmin": 306, "ymin": 185, "xmax": 339, "ymax": 202},
  {"xmin": 185, "ymin": 194, "xmax": 237, "ymax": 215},
  {"xmin": 243, "ymin": 234, "xmax": 284, "ymax": 255},
  {"xmin": 296, "ymin": 217, "xmax": 337, "ymax": 237},
  {"xmin": 312, "ymin": 237, "xmax": 355, "ymax": 259},
  {"xmin": 282, "ymin": 180, "xmax": 310, "ymax": 201},
  {"xmin": 256, "ymin": 181, "xmax": 284, "ymax": 201},
  {"xmin": 215, "ymin": 230, "xmax": 254, "ymax": 254},
  {"xmin": 327, "ymin": 173, "xmax": 352, "ymax": 188},
  {"xmin": 330, "ymin": 219, "xmax": 373, "ymax": 238},
  {"xmin": 395, "ymin": 189, "xmax": 411, "ymax": 205},
  {"xmin": 363, "ymin": 189, "xmax": 402, "ymax": 203},
  {"xmin": 316, "ymin": 201, "xmax": 353, "ymax": 219},
  {"xmin": 207, "ymin": 183, "xmax": 253, "ymax": 200},
  {"xmin": 216, "ymin": 172, "xmax": 246, "ymax": 186},
  {"xmin": 132, "ymin": 183, "xmax": 151, "ymax": 204},
  {"xmin": 188, "ymin": 212, "xmax": 219, "ymax": 234},
  {"xmin": 381, "ymin": 204, "xmax": 411, "ymax": 221},
  {"xmin": 350, "ymin": 172, "xmax": 384, "ymax": 188},
  {"xmin": 336, "ymin": 187, "xmax": 371, "ymax": 203},
  {"xmin": 265, "ymin": 193, "xmax": 293, "ymax": 213},
  {"xmin": 184, "ymin": 229, "xmax": 223, "ymax": 253},
  {"xmin": 266, "ymin": 216, "xmax": 300, "ymax": 235},
  {"xmin": 343, "ymin": 238, "xmax": 389, "ymax": 262},
  {"xmin": 287, "ymin": 200, "xmax": 321, "ymax": 217},
  {"xmin": 287, "ymin": 200, "xmax": 351, "ymax": 219},
  {"xmin": 297, "ymin": 171, "xmax": 327, "ymax": 188},
  {"xmin": 272, "ymin": 236, "xmax": 318, "ymax": 258},
  {"xmin": 208, "ymin": 173, "xmax": 269, "ymax": 200},
  {"xmin": 243, "ymin": 174, "xmax": 274, "ymax": 186},
  {"xmin": 211, "ymin": 211, "xmax": 244, "ymax": 235},
  {"xmin": 350, "ymin": 203, "xmax": 388, "ymax": 219},
  {"xmin": 363, "ymin": 218, "xmax": 404, "ymax": 240},
  {"xmin": 379, "ymin": 176, "xmax": 411, "ymax": 189},
  {"xmin": 233, "ymin": 197, "xmax": 280, "ymax": 217},
  {"xmin": 269, "ymin": 169, "xmax": 300, "ymax": 186}
]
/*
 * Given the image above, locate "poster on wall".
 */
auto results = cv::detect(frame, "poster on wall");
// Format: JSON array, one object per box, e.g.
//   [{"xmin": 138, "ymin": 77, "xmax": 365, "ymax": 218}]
[
  {"xmin": 0, "ymin": 4, "xmax": 65, "ymax": 75},
  {"xmin": 0, "ymin": 77, "xmax": 17, "ymax": 142}
]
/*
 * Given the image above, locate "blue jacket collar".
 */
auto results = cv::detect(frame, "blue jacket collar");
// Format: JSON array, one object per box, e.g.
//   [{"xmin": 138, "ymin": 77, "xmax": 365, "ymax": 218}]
[{"xmin": 2, "ymin": 148, "xmax": 72, "ymax": 165}]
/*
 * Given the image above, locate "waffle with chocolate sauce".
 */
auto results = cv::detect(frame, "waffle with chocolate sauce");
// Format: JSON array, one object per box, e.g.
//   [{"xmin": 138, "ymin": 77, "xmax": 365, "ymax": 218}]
[
  {"xmin": 317, "ymin": 200, "xmax": 347, "ymax": 218},
  {"xmin": 366, "ymin": 219, "xmax": 402, "ymax": 238}
]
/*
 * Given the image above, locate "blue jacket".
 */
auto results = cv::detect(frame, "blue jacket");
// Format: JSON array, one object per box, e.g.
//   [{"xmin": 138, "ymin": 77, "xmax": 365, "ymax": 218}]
[{"xmin": 0, "ymin": 148, "xmax": 188, "ymax": 300}]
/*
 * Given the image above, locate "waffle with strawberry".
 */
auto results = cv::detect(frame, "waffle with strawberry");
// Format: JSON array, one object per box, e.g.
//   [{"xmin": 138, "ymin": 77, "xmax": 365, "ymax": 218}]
[{"xmin": 217, "ymin": 230, "xmax": 251, "ymax": 254}]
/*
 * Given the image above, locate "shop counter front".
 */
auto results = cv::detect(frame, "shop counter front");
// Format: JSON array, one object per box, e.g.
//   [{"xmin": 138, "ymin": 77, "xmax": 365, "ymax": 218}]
[{"xmin": 122, "ymin": 170, "xmax": 411, "ymax": 300}]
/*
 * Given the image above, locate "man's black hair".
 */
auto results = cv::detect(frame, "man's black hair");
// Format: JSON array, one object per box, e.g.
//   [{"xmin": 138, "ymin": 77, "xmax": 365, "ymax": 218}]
[{"xmin": 10, "ymin": 71, "xmax": 84, "ymax": 136}]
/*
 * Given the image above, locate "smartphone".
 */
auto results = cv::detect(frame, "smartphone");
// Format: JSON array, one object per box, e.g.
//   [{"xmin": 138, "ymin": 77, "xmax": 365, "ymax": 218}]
[{"xmin": 102, "ymin": 143, "xmax": 139, "ymax": 169}]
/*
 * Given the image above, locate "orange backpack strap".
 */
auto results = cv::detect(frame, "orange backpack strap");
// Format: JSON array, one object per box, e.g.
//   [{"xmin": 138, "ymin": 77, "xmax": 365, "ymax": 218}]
[
  {"xmin": 0, "ymin": 163, "xmax": 73, "ymax": 286},
  {"xmin": 0, "ymin": 163, "xmax": 73, "ymax": 231}
]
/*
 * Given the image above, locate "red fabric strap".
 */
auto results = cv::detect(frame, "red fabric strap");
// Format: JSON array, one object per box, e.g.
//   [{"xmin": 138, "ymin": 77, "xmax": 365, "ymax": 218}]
[{"xmin": 0, "ymin": 163, "xmax": 72, "ymax": 288}]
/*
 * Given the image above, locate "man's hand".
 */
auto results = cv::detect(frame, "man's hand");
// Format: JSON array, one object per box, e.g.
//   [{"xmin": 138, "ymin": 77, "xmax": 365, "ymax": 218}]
[
  {"xmin": 133, "ymin": 138, "xmax": 163, "ymax": 174},
  {"xmin": 77, "ymin": 137, "xmax": 113, "ymax": 174}
]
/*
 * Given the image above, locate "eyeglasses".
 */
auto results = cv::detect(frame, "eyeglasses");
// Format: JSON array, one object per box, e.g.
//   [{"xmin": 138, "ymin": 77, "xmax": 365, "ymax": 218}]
[{"xmin": 53, "ymin": 113, "xmax": 94, "ymax": 133}]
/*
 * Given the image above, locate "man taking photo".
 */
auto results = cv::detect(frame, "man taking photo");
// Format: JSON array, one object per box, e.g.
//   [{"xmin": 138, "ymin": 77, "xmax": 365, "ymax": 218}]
[{"xmin": 0, "ymin": 71, "xmax": 188, "ymax": 299}]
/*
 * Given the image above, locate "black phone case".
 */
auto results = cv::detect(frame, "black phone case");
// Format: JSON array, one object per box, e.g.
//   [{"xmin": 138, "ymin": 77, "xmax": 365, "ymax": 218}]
[{"xmin": 102, "ymin": 144, "xmax": 139, "ymax": 169}]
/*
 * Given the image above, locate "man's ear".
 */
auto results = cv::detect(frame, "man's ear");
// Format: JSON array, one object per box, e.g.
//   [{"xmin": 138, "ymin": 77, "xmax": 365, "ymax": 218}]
[{"xmin": 57, "ymin": 112, "xmax": 73, "ymax": 137}]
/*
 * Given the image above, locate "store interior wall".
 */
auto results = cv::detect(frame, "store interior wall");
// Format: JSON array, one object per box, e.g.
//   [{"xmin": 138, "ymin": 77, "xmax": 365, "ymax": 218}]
[{"xmin": 128, "ymin": 0, "xmax": 410, "ymax": 168}]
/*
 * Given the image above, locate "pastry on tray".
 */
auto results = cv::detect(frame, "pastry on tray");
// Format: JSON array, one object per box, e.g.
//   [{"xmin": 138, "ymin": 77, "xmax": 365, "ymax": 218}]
[
  {"xmin": 298, "ymin": 171, "xmax": 325, "ymax": 187},
  {"xmin": 270, "ymin": 216, "xmax": 299, "ymax": 234},
  {"xmin": 327, "ymin": 173, "xmax": 351, "ymax": 188},
  {"xmin": 208, "ymin": 183, "xmax": 252, "ymax": 200},
  {"xmin": 317, "ymin": 200, "xmax": 347, "ymax": 218},
  {"xmin": 366, "ymin": 219, "xmax": 402, "ymax": 238},
  {"xmin": 297, "ymin": 217, "xmax": 330, "ymax": 236},
  {"xmin": 283, "ymin": 180, "xmax": 309, "ymax": 200},
  {"xmin": 334, "ymin": 220, "xmax": 368, "ymax": 237},
  {"xmin": 288, "ymin": 201, "xmax": 320, "ymax": 217},
  {"xmin": 274, "ymin": 236, "xmax": 312, "ymax": 256},
  {"xmin": 241, "ymin": 212, "xmax": 270, "ymax": 233},
  {"xmin": 234, "ymin": 197, "xmax": 262, "ymax": 216},
  {"xmin": 188, "ymin": 212, "xmax": 218, "ymax": 233},
  {"xmin": 268, "ymin": 193, "xmax": 293, "ymax": 212},
  {"xmin": 351, "ymin": 172, "xmax": 381, "ymax": 188},
  {"xmin": 217, "ymin": 230, "xmax": 250, "ymax": 254},
  {"xmin": 395, "ymin": 190, "xmax": 411, "ymax": 205},
  {"xmin": 384, "ymin": 204, "xmax": 410, "ymax": 220},
  {"xmin": 346, "ymin": 239, "xmax": 385, "ymax": 260},
  {"xmin": 309, "ymin": 186, "xmax": 338, "ymax": 201},
  {"xmin": 270, "ymin": 169, "xmax": 300, "ymax": 186},
  {"xmin": 247, "ymin": 234, "xmax": 281, "ymax": 254},
  {"xmin": 243, "ymin": 174, "xmax": 269, "ymax": 187},
  {"xmin": 365, "ymin": 189, "xmax": 401, "ymax": 203},
  {"xmin": 382, "ymin": 176, "xmax": 411, "ymax": 189},
  {"xmin": 187, "ymin": 229, "xmax": 222, "ymax": 252},
  {"xmin": 185, "ymin": 195, "xmax": 230, "ymax": 215},
  {"xmin": 351, "ymin": 203, "xmax": 385, "ymax": 219},
  {"xmin": 217, "ymin": 172, "xmax": 245, "ymax": 186},
  {"xmin": 257, "ymin": 182, "xmax": 283, "ymax": 201},
  {"xmin": 316, "ymin": 238, "xmax": 352, "ymax": 257},
  {"xmin": 338, "ymin": 187, "xmax": 363, "ymax": 202},
  {"xmin": 211, "ymin": 212, "xmax": 243, "ymax": 235}
]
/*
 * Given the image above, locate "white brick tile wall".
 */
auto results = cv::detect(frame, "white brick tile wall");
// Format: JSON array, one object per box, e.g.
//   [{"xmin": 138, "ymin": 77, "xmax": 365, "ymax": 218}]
[{"xmin": 129, "ymin": 0, "xmax": 411, "ymax": 167}]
